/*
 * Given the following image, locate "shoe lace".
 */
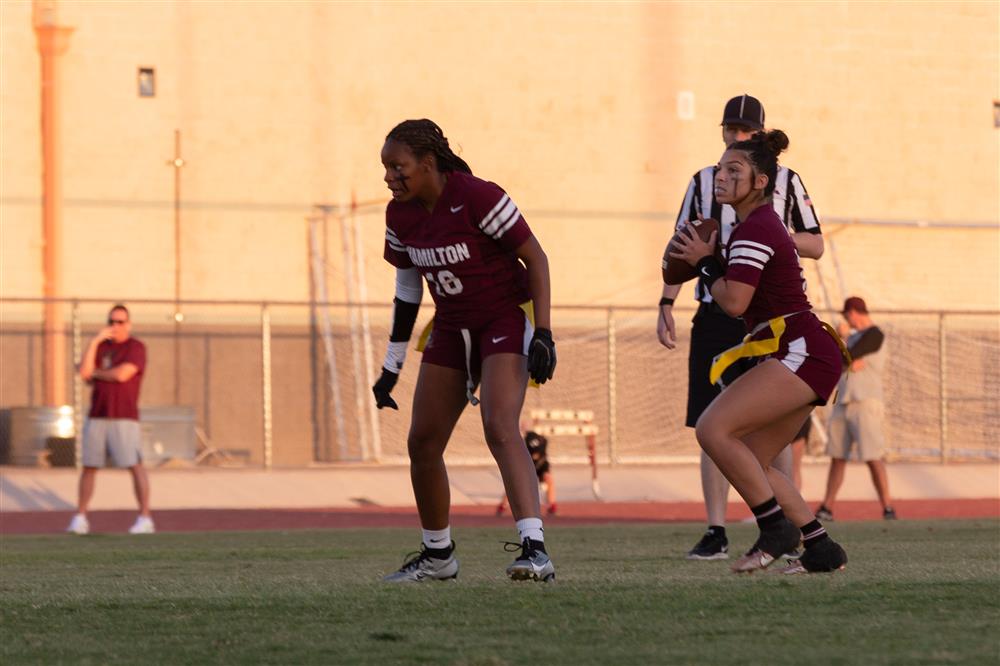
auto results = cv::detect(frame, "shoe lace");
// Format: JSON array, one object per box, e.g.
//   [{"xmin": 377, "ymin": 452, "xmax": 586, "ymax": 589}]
[
  {"xmin": 397, "ymin": 544, "xmax": 436, "ymax": 572},
  {"xmin": 695, "ymin": 531, "xmax": 719, "ymax": 549},
  {"xmin": 502, "ymin": 539, "xmax": 533, "ymax": 561}
]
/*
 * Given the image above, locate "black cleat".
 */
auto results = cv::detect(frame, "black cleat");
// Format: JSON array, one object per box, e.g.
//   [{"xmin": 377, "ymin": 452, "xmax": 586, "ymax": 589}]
[{"xmin": 686, "ymin": 530, "xmax": 729, "ymax": 560}]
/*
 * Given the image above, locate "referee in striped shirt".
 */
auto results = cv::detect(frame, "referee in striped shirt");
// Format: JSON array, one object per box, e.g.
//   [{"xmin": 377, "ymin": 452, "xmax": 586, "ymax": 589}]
[{"xmin": 657, "ymin": 94, "xmax": 824, "ymax": 560}]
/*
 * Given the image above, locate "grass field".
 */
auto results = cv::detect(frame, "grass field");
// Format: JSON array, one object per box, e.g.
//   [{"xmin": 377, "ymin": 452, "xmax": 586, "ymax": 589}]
[{"xmin": 2, "ymin": 520, "xmax": 998, "ymax": 665}]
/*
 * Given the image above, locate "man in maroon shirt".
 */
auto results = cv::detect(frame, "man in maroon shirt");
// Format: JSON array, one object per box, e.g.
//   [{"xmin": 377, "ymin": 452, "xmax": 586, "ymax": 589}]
[{"xmin": 66, "ymin": 304, "xmax": 153, "ymax": 535}]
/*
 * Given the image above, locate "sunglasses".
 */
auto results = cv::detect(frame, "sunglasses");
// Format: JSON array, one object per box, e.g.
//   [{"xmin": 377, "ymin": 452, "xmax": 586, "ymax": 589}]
[{"xmin": 108, "ymin": 319, "xmax": 128, "ymax": 325}]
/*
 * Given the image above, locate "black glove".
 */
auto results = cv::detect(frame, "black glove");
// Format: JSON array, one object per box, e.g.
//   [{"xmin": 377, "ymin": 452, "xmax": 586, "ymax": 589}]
[
  {"xmin": 373, "ymin": 368, "xmax": 400, "ymax": 410},
  {"xmin": 527, "ymin": 328, "xmax": 557, "ymax": 384}
]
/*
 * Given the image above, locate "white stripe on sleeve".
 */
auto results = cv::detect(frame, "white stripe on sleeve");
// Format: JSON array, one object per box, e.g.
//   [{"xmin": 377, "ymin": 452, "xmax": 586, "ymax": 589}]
[
  {"xmin": 385, "ymin": 229, "xmax": 406, "ymax": 251},
  {"xmin": 729, "ymin": 239, "xmax": 774, "ymax": 256},
  {"xmin": 479, "ymin": 194, "xmax": 511, "ymax": 232},
  {"xmin": 482, "ymin": 197, "xmax": 518, "ymax": 236},
  {"xmin": 728, "ymin": 257, "xmax": 767, "ymax": 270},
  {"xmin": 729, "ymin": 246, "xmax": 772, "ymax": 264},
  {"xmin": 493, "ymin": 212, "xmax": 521, "ymax": 239}
]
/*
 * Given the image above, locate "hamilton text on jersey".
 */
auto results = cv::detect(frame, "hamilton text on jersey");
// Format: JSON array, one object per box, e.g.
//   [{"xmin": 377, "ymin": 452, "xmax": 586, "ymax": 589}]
[{"xmin": 406, "ymin": 242, "xmax": 472, "ymax": 268}]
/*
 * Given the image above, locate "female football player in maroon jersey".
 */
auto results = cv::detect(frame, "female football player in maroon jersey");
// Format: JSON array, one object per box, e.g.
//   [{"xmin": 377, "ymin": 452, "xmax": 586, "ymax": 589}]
[
  {"xmin": 670, "ymin": 129, "xmax": 848, "ymax": 574},
  {"xmin": 373, "ymin": 119, "xmax": 557, "ymax": 583}
]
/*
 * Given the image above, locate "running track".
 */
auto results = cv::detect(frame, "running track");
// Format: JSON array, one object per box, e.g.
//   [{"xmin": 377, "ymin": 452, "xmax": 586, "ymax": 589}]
[{"xmin": 3, "ymin": 499, "xmax": 997, "ymax": 535}]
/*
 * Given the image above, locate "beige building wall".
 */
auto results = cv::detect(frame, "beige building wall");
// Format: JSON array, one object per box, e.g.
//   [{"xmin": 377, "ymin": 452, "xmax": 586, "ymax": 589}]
[{"xmin": 2, "ymin": 0, "xmax": 998, "ymax": 314}]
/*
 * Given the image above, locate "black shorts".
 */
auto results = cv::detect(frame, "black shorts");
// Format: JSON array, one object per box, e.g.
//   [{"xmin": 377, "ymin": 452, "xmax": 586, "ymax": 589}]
[
  {"xmin": 535, "ymin": 460, "xmax": 550, "ymax": 480},
  {"xmin": 685, "ymin": 302, "xmax": 751, "ymax": 427},
  {"xmin": 793, "ymin": 416, "xmax": 811, "ymax": 442}
]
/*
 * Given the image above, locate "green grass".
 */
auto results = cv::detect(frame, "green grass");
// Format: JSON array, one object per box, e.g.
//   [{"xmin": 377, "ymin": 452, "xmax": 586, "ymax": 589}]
[{"xmin": 2, "ymin": 520, "xmax": 998, "ymax": 665}]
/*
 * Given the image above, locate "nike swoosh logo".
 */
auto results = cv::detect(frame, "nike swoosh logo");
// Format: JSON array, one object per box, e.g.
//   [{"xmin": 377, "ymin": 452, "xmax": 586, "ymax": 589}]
[
  {"xmin": 450, "ymin": 205, "xmax": 464, "ymax": 213},
  {"xmin": 701, "ymin": 267, "xmax": 711, "ymax": 277},
  {"xmin": 491, "ymin": 336, "xmax": 508, "ymax": 344}
]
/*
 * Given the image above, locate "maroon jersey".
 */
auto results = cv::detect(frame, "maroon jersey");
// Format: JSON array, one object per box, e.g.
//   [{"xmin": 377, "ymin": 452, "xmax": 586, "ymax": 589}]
[
  {"xmin": 89, "ymin": 337, "xmax": 146, "ymax": 420},
  {"xmin": 724, "ymin": 204, "xmax": 812, "ymax": 332},
  {"xmin": 383, "ymin": 172, "xmax": 533, "ymax": 329}
]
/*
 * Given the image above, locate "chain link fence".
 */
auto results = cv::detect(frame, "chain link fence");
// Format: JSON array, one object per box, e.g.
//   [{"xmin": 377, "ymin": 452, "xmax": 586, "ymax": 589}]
[{"xmin": 1, "ymin": 298, "xmax": 997, "ymax": 467}]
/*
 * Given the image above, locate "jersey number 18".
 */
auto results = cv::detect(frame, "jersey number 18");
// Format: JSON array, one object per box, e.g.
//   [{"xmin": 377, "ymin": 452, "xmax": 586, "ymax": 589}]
[{"xmin": 426, "ymin": 270, "xmax": 464, "ymax": 297}]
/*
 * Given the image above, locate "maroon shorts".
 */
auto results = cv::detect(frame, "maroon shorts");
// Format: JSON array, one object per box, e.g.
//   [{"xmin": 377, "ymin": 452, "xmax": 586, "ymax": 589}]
[
  {"xmin": 759, "ymin": 314, "xmax": 844, "ymax": 406},
  {"xmin": 421, "ymin": 306, "xmax": 533, "ymax": 376}
]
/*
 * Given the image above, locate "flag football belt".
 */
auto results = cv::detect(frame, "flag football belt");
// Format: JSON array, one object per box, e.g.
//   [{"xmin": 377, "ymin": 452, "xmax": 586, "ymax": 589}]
[
  {"xmin": 415, "ymin": 301, "xmax": 538, "ymax": 404},
  {"xmin": 709, "ymin": 310, "xmax": 851, "ymax": 387}
]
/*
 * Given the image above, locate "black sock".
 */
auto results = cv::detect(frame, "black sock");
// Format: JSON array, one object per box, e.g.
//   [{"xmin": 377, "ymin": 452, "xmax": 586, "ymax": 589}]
[
  {"xmin": 526, "ymin": 538, "xmax": 547, "ymax": 554},
  {"xmin": 707, "ymin": 525, "xmax": 727, "ymax": 539},
  {"xmin": 750, "ymin": 497, "xmax": 785, "ymax": 530},
  {"xmin": 801, "ymin": 520, "xmax": 830, "ymax": 549},
  {"xmin": 426, "ymin": 542, "xmax": 453, "ymax": 558}
]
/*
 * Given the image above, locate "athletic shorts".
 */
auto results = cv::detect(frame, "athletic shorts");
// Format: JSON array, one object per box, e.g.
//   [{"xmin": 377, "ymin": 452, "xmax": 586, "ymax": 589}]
[
  {"xmin": 760, "ymin": 315, "xmax": 844, "ymax": 406},
  {"xmin": 534, "ymin": 460, "xmax": 551, "ymax": 480},
  {"xmin": 422, "ymin": 306, "xmax": 533, "ymax": 376},
  {"xmin": 81, "ymin": 418, "xmax": 143, "ymax": 467},
  {"xmin": 827, "ymin": 401, "xmax": 885, "ymax": 461}
]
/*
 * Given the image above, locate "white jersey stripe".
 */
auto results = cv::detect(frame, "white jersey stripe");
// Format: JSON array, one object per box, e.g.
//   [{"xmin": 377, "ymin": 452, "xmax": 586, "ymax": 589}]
[
  {"xmin": 676, "ymin": 179, "xmax": 696, "ymax": 230},
  {"xmin": 730, "ymin": 239, "xmax": 774, "ymax": 255},
  {"xmin": 483, "ymin": 199, "xmax": 518, "ymax": 235},
  {"xmin": 729, "ymin": 247, "xmax": 772, "ymax": 264},
  {"xmin": 494, "ymin": 213, "xmax": 520, "ymax": 239},
  {"xmin": 479, "ymin": 194, "xmax": 511, "ymax": 231},
  {"xmin": 773, "ymin": 167, "xmax": 791, "ymax": 222},
  {"xmin": 790, "ymin": 173, "xmax": 819, "ymax": 231},
  {"xmin": 385, "ymin": 230, "xmax": 406, "ymax": 251},
  {"xmin": 729, "ymin": 257, "xmax": 766, "ymax": 270},
  {"xmin": 698, "ymin": 168, "xmax": 714, "ymax": 220}
]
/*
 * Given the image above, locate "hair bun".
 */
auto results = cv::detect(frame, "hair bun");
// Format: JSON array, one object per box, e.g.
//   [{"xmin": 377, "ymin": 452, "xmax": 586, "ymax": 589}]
[{"xmin": 764, "ymin": 129, "xmax": 789, "ymax": 155}]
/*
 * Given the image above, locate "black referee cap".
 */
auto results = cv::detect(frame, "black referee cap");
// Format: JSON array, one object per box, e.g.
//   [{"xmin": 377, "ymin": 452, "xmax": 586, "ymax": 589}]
[{"xmin": 721, "ymin": 94, "xmax": 765, "ymax": 130}]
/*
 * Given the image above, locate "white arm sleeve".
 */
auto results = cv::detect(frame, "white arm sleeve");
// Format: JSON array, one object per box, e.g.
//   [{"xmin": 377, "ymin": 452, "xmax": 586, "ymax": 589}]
[{"xmin": 395, "ymin": 267, "xmax": 423, "ymax": 304}]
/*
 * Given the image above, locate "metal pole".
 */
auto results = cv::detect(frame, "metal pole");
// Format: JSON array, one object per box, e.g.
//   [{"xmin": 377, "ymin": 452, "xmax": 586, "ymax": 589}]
[
  {"xmin": 939, "ymin": 312, "xmax": 948, "ymax": 462},
  {"xmin": 261, "ymin": 304, "xmax": 273, "ymax": 469},
  {"xmin": 338, "ymin": 210, "xmax": 369, "ymax": 460},
  {"xmin": 309, "ymin": 213, "xmax": 349, "ymax": 460},
  {"xmin": 607, "ymin": 308, "xmax": 618, "ymax": 465},
  {"xmin": 169, "ymin": 128, "xmax": 185, "ymax": 405},
  {"xmin": 352, "ymin": 194, "xmax": 382, "ymax": 461},
  {"xmin": 71, "ymin": 300, "xmax": 82, "ymax": 469}
]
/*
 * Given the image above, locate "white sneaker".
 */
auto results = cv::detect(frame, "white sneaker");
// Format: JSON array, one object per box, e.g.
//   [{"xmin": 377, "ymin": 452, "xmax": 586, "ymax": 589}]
[
  {"xmin": 128, "ymin": 515, "xmax": 155, "ymax": 534},
  {"xmin": 383, "ymin": 543, "xmax": 459, "ymax": 582},
  {"xmin": 66, "ymin": 513, "xmax": 90, "ymax": 535}
]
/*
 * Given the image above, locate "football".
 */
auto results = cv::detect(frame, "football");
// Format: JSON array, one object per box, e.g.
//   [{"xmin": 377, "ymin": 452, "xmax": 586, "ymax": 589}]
[{"xmin": 661, "ymin": 217, "xmax": 722, "ymax": 285}]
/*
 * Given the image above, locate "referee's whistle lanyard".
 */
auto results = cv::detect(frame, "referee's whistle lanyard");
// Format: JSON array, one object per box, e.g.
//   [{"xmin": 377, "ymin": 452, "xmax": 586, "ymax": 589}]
[{"xmin": 709, "ymin": 310, "xmax": 851, "ymax": 387}]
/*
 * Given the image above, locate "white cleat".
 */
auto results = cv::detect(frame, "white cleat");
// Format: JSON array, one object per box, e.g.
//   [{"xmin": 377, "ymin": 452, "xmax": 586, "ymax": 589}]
[
  {"xmin": 128, "ymin": 515, "xmax": 156, "ymax": 534},
  {"xmin": 731, "ymin": 520, "xmax": 801, "ymax": 574},
  {"xmin": 66, "ymin": 513, "xmax": 90, "ymax": 535},
  {"xmin": 506, "ymin": 538, "xmax": 556, "ymax": 582},
  {"xmin": 383, "ymin": 543, "xmax": 459, "ymax": 583}
]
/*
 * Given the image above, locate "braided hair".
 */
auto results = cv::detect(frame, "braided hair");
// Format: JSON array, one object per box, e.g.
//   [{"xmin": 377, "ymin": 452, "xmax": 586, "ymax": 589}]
[
  {"xmin": 386, "ymin": 119, "xmax": 472, "ymax": 175},
  {"xmin": 729, "ymin": 129, "xmax": 789, "ymax": 196}
]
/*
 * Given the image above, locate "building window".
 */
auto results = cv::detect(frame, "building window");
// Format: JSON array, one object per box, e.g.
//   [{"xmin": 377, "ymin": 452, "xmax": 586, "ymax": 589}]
[{"xmin": 138, "ymin": 68, "xmax": 155, "ymax": 97}]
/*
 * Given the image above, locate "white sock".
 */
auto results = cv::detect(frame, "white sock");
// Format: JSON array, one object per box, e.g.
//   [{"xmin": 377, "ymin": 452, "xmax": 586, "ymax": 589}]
[
  {"xmin": 422, "ymin": 527, "xmax": 451, "ymax": 551},
  {"xmin": 516, "ymin": 517, "xmax": 544, "ymax": 543}
]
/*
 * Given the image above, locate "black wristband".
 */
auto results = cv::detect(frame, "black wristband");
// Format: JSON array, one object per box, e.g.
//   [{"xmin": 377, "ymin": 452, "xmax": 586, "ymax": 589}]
[
  {"xmin": 533, "ymin": 327, "xmax": 553, "ymax": 341},
  {"xmin": 659, "ymin": 297, "xmax": 675, "ymax": 307},
  {"xmin": 695, "ymin": 255, "xmax": 726, "ymax": 290},
  {"xmin": 389, "ymin": 297, "xmax": 420, "ymax": 342}
]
